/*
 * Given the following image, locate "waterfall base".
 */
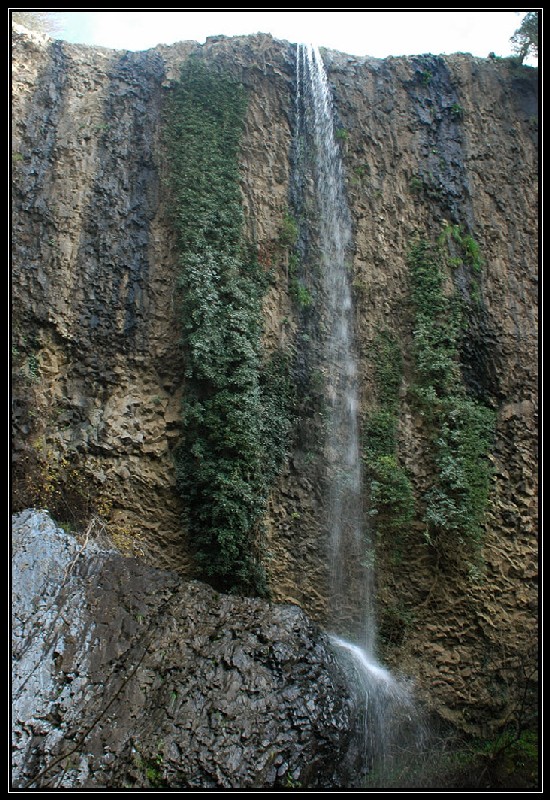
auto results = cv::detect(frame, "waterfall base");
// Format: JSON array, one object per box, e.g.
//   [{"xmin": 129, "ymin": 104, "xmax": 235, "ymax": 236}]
[{"xmin": 330, "ymin": 635, "xmax": 429, "ymax": 788}]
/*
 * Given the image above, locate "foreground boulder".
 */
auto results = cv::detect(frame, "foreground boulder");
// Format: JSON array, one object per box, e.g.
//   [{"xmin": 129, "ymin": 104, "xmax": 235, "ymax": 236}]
[{"xmin": 12, "ymin": 510, "xmax": 359, "ymax": 789}]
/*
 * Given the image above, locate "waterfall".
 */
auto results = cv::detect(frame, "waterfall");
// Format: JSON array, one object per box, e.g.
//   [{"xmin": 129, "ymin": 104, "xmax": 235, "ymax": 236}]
[
  {"xmin": 296, "ymin": 42, "xmax": 372, "ymax": 648},
  {"xmin": 295, "ymin": 44, "xmax": 426, "ymax": 786}
]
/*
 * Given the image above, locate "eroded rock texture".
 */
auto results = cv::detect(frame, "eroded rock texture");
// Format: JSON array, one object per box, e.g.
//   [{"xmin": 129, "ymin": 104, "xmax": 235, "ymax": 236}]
[
  {"xmin": 11, "ymin": 25, "xmax": 538, "ymax": 740},
  {"xmin": 12, "ymin": 510, "xmax": 358, "ymax": 789},
  {"xmin": 321, "ymin": 49, "xmax": 538, "ymax": 734}
]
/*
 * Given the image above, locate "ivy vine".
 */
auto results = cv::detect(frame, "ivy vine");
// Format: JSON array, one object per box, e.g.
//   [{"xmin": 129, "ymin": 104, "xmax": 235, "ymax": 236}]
[
  {"xmin": 164, "ymin": 59, "xmax": 294, "ymax": 596},
  {"xmin": 408, "ymin": 237, "xmax": 496, "ymax": 558},
  {"xmin": 363, "ymin": 331, "xmax": 414, "ymax": 555}
]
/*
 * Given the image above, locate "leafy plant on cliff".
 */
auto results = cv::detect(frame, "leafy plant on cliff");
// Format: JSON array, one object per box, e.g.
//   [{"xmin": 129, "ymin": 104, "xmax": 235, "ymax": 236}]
[
  {"xmin": 363, "ymin": 331, "xmax": 414, "ymax": 549},
  {"xmin": 11, "ymin": 10, "xmax": 62, "ymax": 35},
  {"xmin": 279, "ymin": 211, "xmax": 299, "ymax": 248},
  {"xmin": 510, "ymin": 11, "xmax": 538, "ymax": 64},
  {"xmin": 408, "ymin": 238, "xmax": 496, "ymax": 558},
  {"xmin": 438, "ymin": 222, "xmax": 484, "ymax": 306},
  {"xmin": 164, "ymin": 59, "xmax": 293, "ymax": 596}
]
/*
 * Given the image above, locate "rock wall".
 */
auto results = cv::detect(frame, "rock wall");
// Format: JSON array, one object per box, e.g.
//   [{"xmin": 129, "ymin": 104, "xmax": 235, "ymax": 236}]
[
  {"xmin": 11, "ymin": 28, "xmax": 187, "ymax": 570},
  {"xmin": 11, "ymin": 26, "xmax": 538, "ymax": 737},
  {"xmin": 322, "ymin": 49, "xmax": 538, "ymax": 735}
]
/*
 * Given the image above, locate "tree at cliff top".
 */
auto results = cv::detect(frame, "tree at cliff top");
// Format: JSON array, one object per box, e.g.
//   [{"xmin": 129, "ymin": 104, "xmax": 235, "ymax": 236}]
[
  {"xmin": 510, "ymin": 11, "xmax": 538, "ymax": 64},
  {"xmin": 11, "ymin": 11, "xmax": 61, "ymax": 36}
]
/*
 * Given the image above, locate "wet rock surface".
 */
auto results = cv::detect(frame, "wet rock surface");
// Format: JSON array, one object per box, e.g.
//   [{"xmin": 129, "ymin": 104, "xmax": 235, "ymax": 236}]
[{"xmin": 12, "ymin": 510, "xmax": 359, "ymax": 789}]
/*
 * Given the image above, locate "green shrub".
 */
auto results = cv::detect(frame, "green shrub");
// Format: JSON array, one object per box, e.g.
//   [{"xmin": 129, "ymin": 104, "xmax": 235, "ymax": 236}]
[
  {"xmin": 279, "ymin": 212, "xmax": 299, "ymax": 247},
  {"xmin": 290, "ymin": 278, "xmax": 313, "ymax": 308},
  {"xmin": 369, "ymin": 454, "xmax": 415, "ymax": 533},
  {"xmin": 372, "ymin": 330, "xmax": 402, "ymax": 409},
  {"xmin": 364, "ymin": 409, "xmax": 397, "ymax": 462}
]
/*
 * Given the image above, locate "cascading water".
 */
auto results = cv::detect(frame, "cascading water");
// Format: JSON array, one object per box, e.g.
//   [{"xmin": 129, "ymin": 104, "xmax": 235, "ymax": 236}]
[
  {"xmin": 294, "ymin": 43, "xmax": 371, "ymax": 647},
  {"xmin": 294, "ymin": 44, "xmax": 426, "ymax": 786}
]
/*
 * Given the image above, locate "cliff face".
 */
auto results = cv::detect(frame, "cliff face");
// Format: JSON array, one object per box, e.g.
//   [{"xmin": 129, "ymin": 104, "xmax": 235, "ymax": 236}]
[
  {"xmin": 321, "ymin": 48, "xmax": 538, "ymax": 735},
  {"xmin": 11, "ymin": 26, "xmax": 538, "ymax": 737}
]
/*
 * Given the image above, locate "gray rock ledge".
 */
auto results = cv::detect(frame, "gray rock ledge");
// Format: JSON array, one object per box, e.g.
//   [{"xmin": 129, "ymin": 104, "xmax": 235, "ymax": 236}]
[{"xmin": 11, "ymin": 510, "xmax": 360, "ymax": 789}]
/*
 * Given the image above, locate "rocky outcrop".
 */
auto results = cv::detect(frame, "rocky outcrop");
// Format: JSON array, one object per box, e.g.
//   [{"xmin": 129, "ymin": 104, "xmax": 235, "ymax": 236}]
[
  {"xmin": 10, "ymin": 27, "xmax": 207, "ymax": 576},
  {"xmin": 12, "ymin": 510, "xmax": 359, "ymax": 789}
]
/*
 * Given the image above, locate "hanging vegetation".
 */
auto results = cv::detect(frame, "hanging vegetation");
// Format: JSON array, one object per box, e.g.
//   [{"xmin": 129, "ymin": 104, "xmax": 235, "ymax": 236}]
[
  {"xmin": 164, "ymin": 59, "xmax": 294, "ymax": 596},
  {"xmin": 408, "ymin": 237, "xmax": 496, "ymax": 562},
  {"xmin": 363, "ymin": 331, "xmax": 414, "ymax": 555}
]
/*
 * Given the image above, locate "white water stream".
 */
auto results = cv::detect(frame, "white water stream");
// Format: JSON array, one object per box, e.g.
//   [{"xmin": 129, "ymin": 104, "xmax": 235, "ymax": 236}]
[
  {"xmin": 297, "ymin": 42, "xmax": 373, "ymax": 650},
  {"xmin": 296, "ymin": 44, "xmax": 426, "ymax": 785}
]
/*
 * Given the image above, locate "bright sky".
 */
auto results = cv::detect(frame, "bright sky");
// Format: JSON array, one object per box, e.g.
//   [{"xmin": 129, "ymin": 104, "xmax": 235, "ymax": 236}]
[{"xmin": 42, "ymin": 9, "xmax": 535, "ymax": 64}]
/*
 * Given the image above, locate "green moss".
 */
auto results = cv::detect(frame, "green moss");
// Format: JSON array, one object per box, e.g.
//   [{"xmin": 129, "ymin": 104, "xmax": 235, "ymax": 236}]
[
  {"xmin": 279, "ymin": 212, "xmax": 299, "ymax": 247},
  {"xmin": 164, "ymin": 59, "xmax": 294, "ymax": 596}
]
